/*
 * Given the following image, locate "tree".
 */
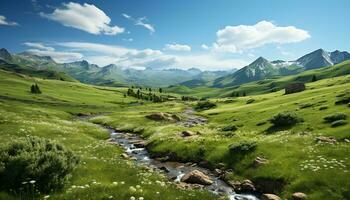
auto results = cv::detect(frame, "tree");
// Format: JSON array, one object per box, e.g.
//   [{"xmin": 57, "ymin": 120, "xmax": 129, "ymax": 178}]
[
  {"xmin": 159, "ymin": 88, "xmax": 163, "ymax": 93},
  {"xmin": 137, "ymin": 89, "xmax": 140, "ymax": 99},
  {"xmin": 311, "ymin": 75, "xmax": 317, "ymax": 82},
  {"xmin": 149, "ymin": 88, "xmax": 152, "ymax": 92},
  {"xmin": 242, "ymin": 91, "xmax": 246, "ymax": 96},
  {"xmin": 30, "ymin": 84, "xmax": 41, "ymax": 94}
]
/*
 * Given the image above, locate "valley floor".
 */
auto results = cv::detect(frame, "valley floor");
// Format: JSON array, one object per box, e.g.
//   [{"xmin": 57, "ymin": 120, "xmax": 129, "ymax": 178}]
[{"xmin": 0, "ymin": 69, "xmax": 349, "ymax": 200}]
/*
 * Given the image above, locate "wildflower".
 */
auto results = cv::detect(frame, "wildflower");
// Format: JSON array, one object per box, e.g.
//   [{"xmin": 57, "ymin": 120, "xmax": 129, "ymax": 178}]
[
  {"xmin": 130, "ymin": 197, "xmax": 136, "ymax": 200},
  {"xmin": 129, "ymin": 186, "xmax": 137, "ymax": 192},
  {"xmin": 22, "ymin": 182, "xmax": 28, "ymax": 185},
  {"xmin": 108, "ymin": 196, "xmax": 113, "ymax": 199},
  {"xmin": 112, "ymin": 182, "xmax": 118, "ymax": 185},
  {"xmin": 44, "ymin": 195, "xmax": 50, "ymax": 199},
  {"xmin": 139, "ymin": 197, "xmax": 144, "ymax": 200},
  {"xmin": 30, "ymin": 180, "xmax": 36, "ymax": 184}
]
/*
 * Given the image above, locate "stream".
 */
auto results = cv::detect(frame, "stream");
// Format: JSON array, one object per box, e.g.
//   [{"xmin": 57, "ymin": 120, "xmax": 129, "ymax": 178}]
[{"xmin": 106, "ymin": 127, "xmax": 259, "ymax": 200}]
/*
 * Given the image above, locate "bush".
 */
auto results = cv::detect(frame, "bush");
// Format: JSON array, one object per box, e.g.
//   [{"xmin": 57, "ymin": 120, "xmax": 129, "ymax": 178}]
[
  {"xmin": 194, "ymin": 101, "xmax": 217, "ymax": 111},
  {"xmin": 246, "ymin": 98, "xmax": 255, "ymax": 104},
  {"xmin": 228, "ymin": 141, "xmax": 257, "ymax": 154},
  {"xmin": 269, "ymin": 111, "xmax": 303, "ymax": 127},
  {"xmin": 222, "ymin": 125, "xmax": 238, "ymax": 132},
  {"xmin": 324, "ymin": 113, "xmax": 347, "ymax": 123},
  {"xmin": 0, "ymin": 136, "xmax": 79, "ymax": 194},
  {"xmin": 331, "ymin": 120, "xmax": 347, "ymax": 127}
]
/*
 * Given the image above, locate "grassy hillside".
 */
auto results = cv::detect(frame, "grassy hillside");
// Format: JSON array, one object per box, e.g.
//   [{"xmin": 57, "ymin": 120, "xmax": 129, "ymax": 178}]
[
  {"xmin": 167, "ymin": 60, "xmax": 350, "ymax": 98},
  {"xmin": 0, "ymin": 60, "xmax": 77, "ymax": 82},
  {"xmin": 0, "ymin": 69, "xmax": 215, "ymax": 200},
  {"xmin": 93, "ymin": 74, "xmax": 350, "ymax": 200}
]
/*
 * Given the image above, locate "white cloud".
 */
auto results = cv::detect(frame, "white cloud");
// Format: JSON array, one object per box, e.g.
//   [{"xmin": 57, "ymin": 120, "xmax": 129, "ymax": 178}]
[
  {"xmin": 164, "ymin": 43, "xmax": 191, "ymax": 52},
  {"xmin": 122, "ymin": 13, "xmax": 155, "ymax": 34},
  {"xmin": 213, "ymin": 20, "xmax": 310, "ymax": 53},
  {"xmin": 25, "ymin": 49, "xmax": 83, "ymax": 63},
  {"xmin": 201, "ymin": 44, "xmax": 209, "ymax": 50},
  {"xmin": 0, "ymin": 15, "xmax": 18, "ymax": 26},
  {"xmin": 40, "ymin": 2, "xmax": 124, "ymax": 35},
  {"xmin": 122, "ymin": 38, "xmax": 133, "ymax": 42},
  {"xmin": 23, "ymin": 42, "xmax": 55, "ymax": 51}
]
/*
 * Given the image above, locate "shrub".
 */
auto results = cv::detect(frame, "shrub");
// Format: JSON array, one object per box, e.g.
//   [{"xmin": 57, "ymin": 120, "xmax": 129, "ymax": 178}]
[
  {"xmin": 319, "ymin": 106, "xmax": 328, "ymax": 110},
  {"xmin": 0, "ymin": 136, "xmax": 79, "ymax": 194},
  {"xmin": 331, "ymin": 120, "xmax": 347, "ymax": 127},
  {"xmin": 269, "ymin": 111, "xmax": 303, "ymax": 127},
  {"xmin": 335, "ymin": 92, "xmax": 350, "ymax": 105},
  {"xmin": 194, "ymin": 101, "xmax": 217, "ymax": 111},
  {"xmin": 222, "ymin": 125, "xmax": 238, "ymax": 132},
  {"xmin": 324, "ymin": 113, "xmax": 347, "ymax": 123},
  {"xmin": 246, "ymin": 98, "xmax": 255, "ymax": 104},
  {"xmin": 228, "ymin": 141, "xmax": 257, "ymax": 154},
  {"xmin": 299, "ymin": 103, "xmax": 313, "ymax": 109}
]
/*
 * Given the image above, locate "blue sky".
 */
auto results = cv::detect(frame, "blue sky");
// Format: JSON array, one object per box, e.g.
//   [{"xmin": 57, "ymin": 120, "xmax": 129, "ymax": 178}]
[{"xmin": 0, "ymin": 0, "xmax": 349, "ymax": 70}]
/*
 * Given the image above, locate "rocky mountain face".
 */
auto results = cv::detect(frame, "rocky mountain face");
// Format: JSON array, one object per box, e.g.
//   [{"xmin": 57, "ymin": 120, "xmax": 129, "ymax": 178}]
[
  {"xmin": 0, "ymin": 48, "xmax": 12, "ymax": 61},
  {"xmin": 213, "ymin": 49, "xmax": 350, "ymax": 87}
]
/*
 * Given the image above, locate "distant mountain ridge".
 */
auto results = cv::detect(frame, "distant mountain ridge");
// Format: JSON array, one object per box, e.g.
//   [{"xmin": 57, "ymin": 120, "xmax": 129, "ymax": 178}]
[
  {"xmin": 0, "ymin": 48, "xmax": 231, "ymax": 87},
  {"xmin": 212, "ymin": 49, "xmax": 350, "ymax": 87}
]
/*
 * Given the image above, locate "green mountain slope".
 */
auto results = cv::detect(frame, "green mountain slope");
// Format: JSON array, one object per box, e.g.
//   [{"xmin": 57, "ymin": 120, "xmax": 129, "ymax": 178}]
[
  {"xmin": 0, "ymin": 60, "xmax": 77, "ymax": 82},
  {"xmin": 167, "ymin": 59, "xmax": 350, "ymax": 98}
]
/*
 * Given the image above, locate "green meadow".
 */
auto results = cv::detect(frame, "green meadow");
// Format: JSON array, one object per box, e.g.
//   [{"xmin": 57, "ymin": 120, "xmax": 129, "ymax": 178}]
[
  {"xmin": 0, "ymin": 69, "xmax": 215, "ymax": 200},
  {"xmin": 0, "ymin": 65, "xmax": 349, "ymax": 200}
]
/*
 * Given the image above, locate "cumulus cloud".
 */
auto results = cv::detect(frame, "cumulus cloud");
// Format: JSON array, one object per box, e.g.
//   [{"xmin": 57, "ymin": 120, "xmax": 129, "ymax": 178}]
[
  {"xmin": 23, "ymin": 42, "xmax": 55, "ymax": 51},
  {"xmin": 122, "ymin": 13, "xmax": 155, "ymax": 34},
  {"xmin": 0, "ymin": 15, "xmax": 18, "ymax": 26},
  {"xmin": 40, "ymin": 2, "xmax": 124, "ymax": 35},
  {"xmin": 164, "ymin": 43, "xmax": 191, "ymax": 52},
  {"xmin": 213, "ymin": 20, "xmax": 310, "ymax": 53}
]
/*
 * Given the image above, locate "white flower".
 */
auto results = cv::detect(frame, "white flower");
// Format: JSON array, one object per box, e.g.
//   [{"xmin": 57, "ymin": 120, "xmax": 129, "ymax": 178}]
[
  {"xmin": 129, "ymin": 186, "xmax": 137, "ymax": 192},
  {"xmin": 130, "ymin": 197, "xmax": 136, "ymax": 200},
  {"xmin": 30, "ymin": 180, "xmax": 36, "ymax": 184},
  {"xmin": 112, "ymin": 182, "xmax": 118, "ymax": 185},
  {"xmin": 139, "ymin": 197, "xmax": 144, "ymax": 200},
  {"xmin": 43, "ymin": 195, "xmax": 50, "ymax": 199}
]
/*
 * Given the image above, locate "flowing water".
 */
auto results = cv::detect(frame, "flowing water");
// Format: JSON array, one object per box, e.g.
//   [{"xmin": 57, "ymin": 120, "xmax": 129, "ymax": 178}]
[{"xmin": 108, "ymin": 128, "xmax": 259, "ymax": 200}]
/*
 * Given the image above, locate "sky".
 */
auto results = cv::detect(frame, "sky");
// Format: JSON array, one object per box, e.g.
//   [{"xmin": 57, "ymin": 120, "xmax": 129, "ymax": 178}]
[{"xmin": 0, "ymin": 0, "xmax": 349, "ymax": 70}]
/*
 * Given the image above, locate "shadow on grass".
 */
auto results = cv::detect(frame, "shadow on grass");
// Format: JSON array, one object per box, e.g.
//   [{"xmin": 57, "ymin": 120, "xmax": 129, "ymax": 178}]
[{"xmin": 265, "ymin": 125, "xmax": 294, "ymax": 134}]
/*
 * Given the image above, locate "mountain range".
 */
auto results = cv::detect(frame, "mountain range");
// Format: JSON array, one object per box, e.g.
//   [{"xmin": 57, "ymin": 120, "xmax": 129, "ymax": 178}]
[
  {"xmin": 211, "ymin": 49, "xmax": 350, "ymax": 87},
  {"xmin": 0, "ymin": 48, "xmax": 230, "ymax": 87},
  {"xmin": 0, "ymin": 48, "xmax": 349, "ymax": 88}
]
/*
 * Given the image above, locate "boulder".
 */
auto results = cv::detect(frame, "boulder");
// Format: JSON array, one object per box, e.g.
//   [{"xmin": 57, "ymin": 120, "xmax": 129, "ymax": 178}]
[
  {"xmin": 228, "ymin": 179, "xmax": 256, "ymax": 192},
  {"xmin": 180, "ymin": 170, "xmax": 213, "ymax": 185},
  {"xmin": 121, "ymin": 153, "xmax": 129, "ymax": 159},
  {"xmin": 261, "ymin": 194, "xmax": 281, "ymax": 200},
  {"xmin": 292, "ymin": 192, "xmax": 307, "ymax": 200},
  {"xmin": 315, "ymin": 136, "xmax": 337, "ymax": 143},
  {"xmin": 240, "ymin": 179, "xmax": 256, "ymax": 192},
  {"xmin": 181, "ymin": 130, "xmax": 196, "ymax": 137}
]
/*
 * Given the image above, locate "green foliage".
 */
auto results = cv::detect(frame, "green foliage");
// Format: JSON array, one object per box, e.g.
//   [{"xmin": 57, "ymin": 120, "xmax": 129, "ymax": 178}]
[
  {"xmin": 0, "ymin": 136, "xmax": 79, "ymax": 194},
  {"xmin": 331, "ymin": 120, "xmax": 347, "ymax": 127},
  {"xmin": 269, "ymin": 111, "xmax": 303, "ymax": 127},
  {"xmin": 194, "ymin": 101, "xmax": 217, "ymax": 111},
  {"xmin": 222, "ymin": 125, "xmax": 238, "ymax": 132},
  {"xmin": 324, "ymin": 113, "xmax": 347, "ymax": 123},
  {"xmin": 311, "ymin": 75, "xmax": 317, "ymax": 82},
  {"xmin": 30, "ymin": 84, "xmax": 41, "ymax": 94},
  {"xmin": 228, "ymin": 141, "xmax": 257, "ymax": 155}
]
